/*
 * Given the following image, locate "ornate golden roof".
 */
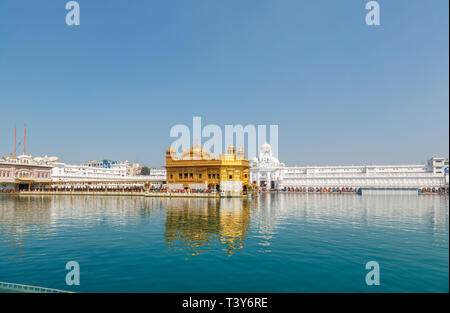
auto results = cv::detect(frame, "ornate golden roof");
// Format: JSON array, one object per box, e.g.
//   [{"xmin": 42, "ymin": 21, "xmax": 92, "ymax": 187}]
[
  {"xmin": 227, "ymin": 144, "xmax": 235, "ymax": 155},
  {"xmin": 178, "ymin": 143, "xmax": 211, "ymax": 159}
]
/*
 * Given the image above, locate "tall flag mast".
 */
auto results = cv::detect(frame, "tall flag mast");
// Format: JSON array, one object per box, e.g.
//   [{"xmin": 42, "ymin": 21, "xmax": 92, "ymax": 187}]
[
  {"xmin": 14, "ymin": 126, "xmax": 16, "ymax": 158},
  {"xmin": 24, "ymin": 124, "xmax": 26, "ymax": 155}
]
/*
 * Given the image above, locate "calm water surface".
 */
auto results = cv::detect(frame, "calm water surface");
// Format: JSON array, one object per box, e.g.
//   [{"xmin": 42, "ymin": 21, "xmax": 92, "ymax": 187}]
[{"xmin": 0, "ymin": 194, "xmax": 448, "ymax": 292}]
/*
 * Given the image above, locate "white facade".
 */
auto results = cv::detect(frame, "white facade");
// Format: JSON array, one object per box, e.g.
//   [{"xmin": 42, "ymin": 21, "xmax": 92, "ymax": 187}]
[
  {"xmin": 149, "ymin": 168, "xmax": 167, "ymax": 181},
  {"xmin": 427, "ymin": 157, "xmax": 448, "ymax": 175},
  {"xmin": 42, "ymin": 158, "xmax": 165, "ymax": 183},
  {"xmin": 250, "ymin": 143, "xmax": 449, "ymax": 190},
  {"xmin": 51, "ymin": 162, "xmax": 128, "ymax": 181}
]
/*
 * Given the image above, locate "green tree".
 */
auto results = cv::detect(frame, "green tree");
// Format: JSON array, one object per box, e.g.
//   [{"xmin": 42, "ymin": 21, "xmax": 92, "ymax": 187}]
[{"xmin": 140, "ymin": 166, "xmax": 150, "ymax": 176}]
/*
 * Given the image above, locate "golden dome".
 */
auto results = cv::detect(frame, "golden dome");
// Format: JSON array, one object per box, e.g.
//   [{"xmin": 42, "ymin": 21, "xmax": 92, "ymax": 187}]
[
  {"xmin": 181, "ymin": 145, "xmax": 212, "ymax": 159},
  {"xmin": 227, "ymin": 144, "xmax": 236, "ymax": 155},
  {"xmin": 166, "ymin": 146, "xmax": 176, "ymax": 156}
]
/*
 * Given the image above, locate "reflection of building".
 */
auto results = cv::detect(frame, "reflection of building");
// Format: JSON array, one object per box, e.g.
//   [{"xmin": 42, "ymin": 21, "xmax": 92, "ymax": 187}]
[
  {"xmin": 0, "ymin": 155, "xmax": 52, "ymax": 191},
  {"xmin": 164, "ymin": 198, "xmax": 252, "ymax": 255},
  {"xmin": 219, "ymin": 200, "xmax": 252, "ymax": 253},
  {"xmin": 252, "ymin": 193, "xmax": 450, "ymax": 242},
  {"xmin": 165, "ymin": 144, "xmax": 250, "ymax": 193},
  {"xmin": 250, "ymin": 143, "xmax": 449, "ymax": 190}
]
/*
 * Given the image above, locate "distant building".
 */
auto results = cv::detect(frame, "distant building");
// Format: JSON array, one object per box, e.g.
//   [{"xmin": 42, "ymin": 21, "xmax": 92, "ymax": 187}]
[
  {"xmin": 125, "ymin": 161, "xmax": 142, "ymax": 176},
  {"xmin": 1, "ymin": 125, "xmax": 164, "ymax": 187},
  {"xmin": 0, "ymin": 155, "xmax": 52, "ymax": 191},
  {"xmin": 250, "ymin": 143, "xmax": 449, "ymax": 190},
  {"xmin": 149, "ymin": 168, "xmax": 166, "ymax": 181},
  {"xmin": 79, "ymin": 159, "xmax": 119, "ymax": 168},
  {"xmin": 51, "ymin": 161, "xmax": 128, "ymax": 181},
  {"xmin": 49, "ymin": 159, "xmax": 164, "ymax": 183},
  {"xmin": 74, "ymin": 159, "xmax": 146, "ymax": 178},
  {"xmin": 427, "ymin": 157, "xmax": 449, "ymax": 175}
]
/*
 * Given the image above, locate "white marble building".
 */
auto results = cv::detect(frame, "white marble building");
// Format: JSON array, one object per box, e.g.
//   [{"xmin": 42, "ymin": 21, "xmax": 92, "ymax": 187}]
[
  {"xmin": 33, "ymin": 157, "xmax": 165, "ymax": 183},
  {"xmin": 250, "ymin": 143, "xmax": 449, "ymax": 190},
  {"xmin": 51, "ymin": 162, "xmax": 128, "ymax": 181},
  {"xmin": 148, "ymin": 168, "xmax": 167, "ymax": 182}
]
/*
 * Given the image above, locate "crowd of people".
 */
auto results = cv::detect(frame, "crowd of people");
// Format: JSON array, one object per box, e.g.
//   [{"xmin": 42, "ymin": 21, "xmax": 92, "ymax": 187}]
[
  {"xmin": 3, "ymin": 185, "xmax": 449, "ymax": 196},
  {"xmin": 148, "ymin": 187, "xmax": 214, "ymax": 194},
  {"xmin": 17, "ymin": 185, "xmax": 147, "ymax": 193},
  {"xmin": 282, "ymin": 187, "xmax": 361, "ymax": 193},
  {"xmin": 420, "ymin": 187, "xmax": 449, "ymax": 195}
]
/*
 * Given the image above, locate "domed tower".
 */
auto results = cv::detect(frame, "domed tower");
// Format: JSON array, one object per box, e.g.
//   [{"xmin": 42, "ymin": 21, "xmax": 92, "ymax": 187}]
[
  {"xmin": 191, "ymin": 143, "xmax": 202, "ymax": 159},
  {"xmin": 227, "ymin": 144, "xmax": 236, "ymax": 155},
  {"xmin": 237, "ymin": 146, "xmax": 245, "ymax": 159},
  {"xmin": 259, "ymin": 142, "xmax": 272, "ymax": 157},
  {"xmin": 166, "ymin": 146, "xmax": 176, "ymax": 158}
]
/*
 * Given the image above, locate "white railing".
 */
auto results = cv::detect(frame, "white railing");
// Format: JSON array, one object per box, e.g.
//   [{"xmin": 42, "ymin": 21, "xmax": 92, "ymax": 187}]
[{"xmin": 0, "ymin": 281, "xmax": 74, "ymax": 293}]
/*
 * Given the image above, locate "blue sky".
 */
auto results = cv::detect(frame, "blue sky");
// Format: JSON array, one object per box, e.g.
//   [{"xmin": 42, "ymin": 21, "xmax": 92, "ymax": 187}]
[{"xmin": 0, "ymin": 0, "xmax": 448, "ymax": 167}]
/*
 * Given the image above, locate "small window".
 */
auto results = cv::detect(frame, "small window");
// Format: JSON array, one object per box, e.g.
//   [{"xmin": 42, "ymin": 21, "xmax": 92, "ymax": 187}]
[
  {"xmin": 184, "ymin": 173, "xmax": 188, "ymax": 179},
  {"xmin": 170, "ymin": 174, "xmax": 173, "ymax": 179},
  {"xmin": 208, "ymin": 174, "xmax": 211, "ymax": 179},
  {"xmin": 212, "ymin": 174, "xmax": 216, "ymax": 179},
  {"xmin": 229, "ymin": 175, "xmax": 233, "ymax": 179},
  {"xmin": 179, "ymin": 173, "xmax": 183, "ymax": 179},
  {"xmin": 190, "ymin": 173, "xmax": 193, "ymax": 179},
  {"xmin": 199, "ymin": 174, "xmax": 202, "ymax": 179}
]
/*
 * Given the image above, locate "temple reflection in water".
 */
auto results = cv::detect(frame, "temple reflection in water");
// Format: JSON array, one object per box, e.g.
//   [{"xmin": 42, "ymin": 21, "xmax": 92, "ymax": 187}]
[{"xmin": 164, "ymin": 198, "xmax": 254, "ymax": 256}]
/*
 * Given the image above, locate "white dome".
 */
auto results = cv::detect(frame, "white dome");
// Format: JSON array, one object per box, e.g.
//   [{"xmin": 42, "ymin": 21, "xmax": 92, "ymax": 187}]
[
  {"xmin": 254, "ymin": 143, "xmax": 284, "ymax": 169},
  {"xmin": 260, "ymin": 142, "xmax": 272, "ymax": 155}
]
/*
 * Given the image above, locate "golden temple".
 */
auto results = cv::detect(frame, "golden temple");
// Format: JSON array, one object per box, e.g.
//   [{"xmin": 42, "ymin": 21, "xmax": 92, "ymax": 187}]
[{"xmin": 165, "ymin": 144, "xmax": 251, "ymax": 193}]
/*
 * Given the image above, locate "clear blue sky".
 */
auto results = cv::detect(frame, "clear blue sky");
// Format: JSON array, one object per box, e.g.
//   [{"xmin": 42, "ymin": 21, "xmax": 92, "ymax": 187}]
[{"xmin": 0, "ymin": 0, "xmax": 448, "ymax": 167}]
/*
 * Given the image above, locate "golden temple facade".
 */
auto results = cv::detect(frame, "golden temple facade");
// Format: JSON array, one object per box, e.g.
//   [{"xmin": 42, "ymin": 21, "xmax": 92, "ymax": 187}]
[{"xmin": 165, "ymin": 144, "xmax": 250, "ymax": 193}]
